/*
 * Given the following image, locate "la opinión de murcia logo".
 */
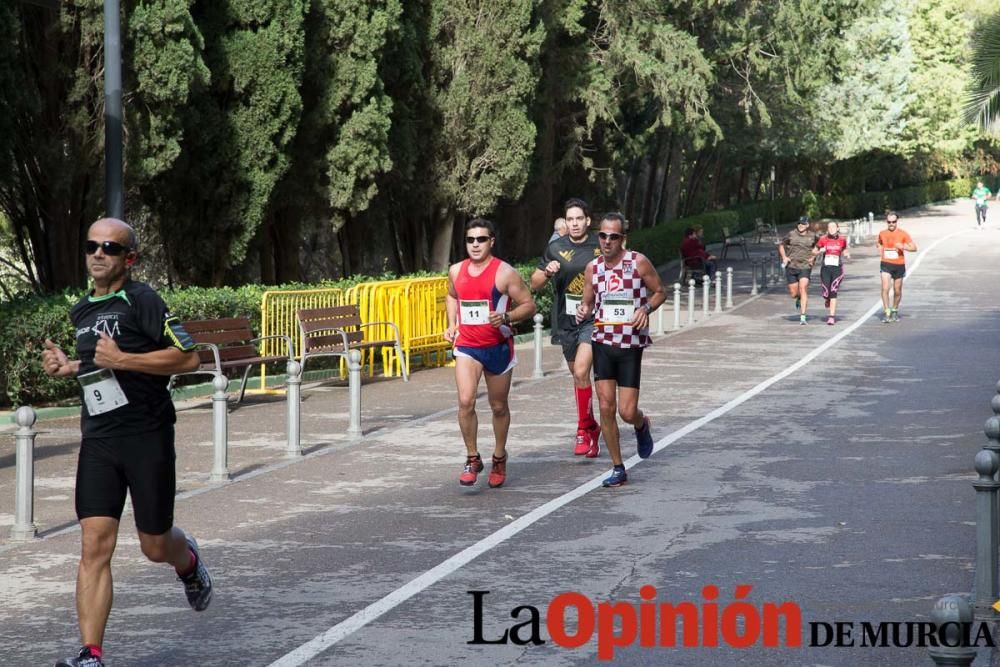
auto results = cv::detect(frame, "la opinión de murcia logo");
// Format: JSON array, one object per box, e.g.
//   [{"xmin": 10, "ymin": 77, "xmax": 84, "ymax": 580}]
[{"xmin": 468, "ymin": 587, "xmax": 997, "ymax": 661}]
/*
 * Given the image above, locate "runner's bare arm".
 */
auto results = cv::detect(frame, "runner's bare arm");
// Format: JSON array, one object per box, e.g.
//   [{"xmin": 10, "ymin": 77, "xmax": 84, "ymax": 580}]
[
  {"xmin": 576, "ymin": 263, "xmax": 595, "ymax": 324},
  {"xmin": 630, "ymin": 255, "xmax": 666, "ymax": 329},
  {"xmin": 93, "ymin": 331, "xmax": 199, "ymax": 374},
  {"xmin": 491, "ymin": 263, "xmax": 536, "ymax": 327},
  {"xmin": 444, "ymin": 264, "xmax": 459, "ymax": 342}
]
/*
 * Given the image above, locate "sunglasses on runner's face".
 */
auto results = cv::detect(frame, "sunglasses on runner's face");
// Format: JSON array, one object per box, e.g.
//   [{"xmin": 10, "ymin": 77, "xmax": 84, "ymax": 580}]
[
  {"xmin": 465, "ymin": 235, "xmax": 492, "ymax": 245},
  {"xmin": 598, "ymin": 232, "xmax": 623, "ymax": 241},
  {"xmin": 85, "ymin": 240, "xmax": 131, "ymax": 256}
]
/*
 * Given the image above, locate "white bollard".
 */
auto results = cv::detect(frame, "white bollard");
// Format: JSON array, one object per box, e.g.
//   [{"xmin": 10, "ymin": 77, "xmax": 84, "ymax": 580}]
[
  {"xmin": 726, "ymin": 267, "xmax": 733, "ymax": 309},
  {"xmin": 702, "ymin": 275, "xmax": 711, "ymax": 317},
  {"xmin": 687, "ymin": 279, "xmax": 696, "ymax": 326},
  {"xmin": 673, "ymin": 282, "xmax": 681, "ymax": 330},
  {"xmin": 532, "ymin": 313, "xmax": 544, "ymax": 378},
  {"xmin": 750, "ymin": 261, "xmax": 759, "ymax": 296},
  {"xmin": 285, "ymin": 359, "xmax": 302, "ymax": 457},
  {"xmin": 348, "ymin": 349, "xmax": 363, "ymax": 436},
  {"xmin": 210, "ymin": 374, "xmax": 230, "ymax": 482},
  {"xmin": 11, "ymin": 406, "xmax": 37, "ymax": 541},
  {"xmin": 714, "ymin": 272, "xmax": 722, "ymax": 312},
  {"xmin": 655, "ymin": 301, "xmax": 664, "ymax": 336}
]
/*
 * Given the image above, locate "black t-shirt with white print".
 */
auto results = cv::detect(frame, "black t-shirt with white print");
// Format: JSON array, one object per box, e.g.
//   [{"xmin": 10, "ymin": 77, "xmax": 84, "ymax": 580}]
[{"xmin": 70, "ymin": 280, "xmax": 194, "ymax": 437}]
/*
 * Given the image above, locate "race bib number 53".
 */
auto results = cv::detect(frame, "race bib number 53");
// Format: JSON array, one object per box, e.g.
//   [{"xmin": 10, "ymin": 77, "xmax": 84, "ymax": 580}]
[
  {"xmin": 78, "ymin": 368, "xmax": 129, "ymax": 416},
  {"xmin": 599, "ymin": 297, "xmax": 635, "ymax": 324}
]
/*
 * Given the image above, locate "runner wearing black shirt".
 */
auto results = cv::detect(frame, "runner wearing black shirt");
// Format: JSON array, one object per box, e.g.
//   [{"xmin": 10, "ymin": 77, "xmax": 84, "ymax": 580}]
[
  {"xmin": 43, "ymin": 218, "xmax": 213, "ymax": 667},
  {"xmin": 531, "ymin": 198, "xmax": 603, "ymax": 457}
]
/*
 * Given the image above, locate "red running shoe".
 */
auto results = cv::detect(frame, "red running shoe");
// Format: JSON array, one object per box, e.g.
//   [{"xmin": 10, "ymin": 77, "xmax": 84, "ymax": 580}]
[
  {"xmin": 459, "ymin": 454, "xmax": 484, "ymax": 486},
  {"xmin": 574, "ymin": 429, "xmax": 590, "ymax": 456},
  {"xmin": 488, "ymin": 453, "xmax": 507, "ymax": 488},
  {"xmin": 585, "ymin": 423, "xmax": 601, "ymax": 458}
]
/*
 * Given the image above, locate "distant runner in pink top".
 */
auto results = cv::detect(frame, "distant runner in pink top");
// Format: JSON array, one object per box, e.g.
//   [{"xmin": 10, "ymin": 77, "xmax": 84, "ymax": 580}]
[{"xmin": 813, "ymin": 221, "xmax": 850, "ymax": 325}]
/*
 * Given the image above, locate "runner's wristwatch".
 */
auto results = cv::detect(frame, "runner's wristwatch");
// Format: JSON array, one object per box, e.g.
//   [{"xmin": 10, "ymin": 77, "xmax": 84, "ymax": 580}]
[{"xmin": 643, "ymin": 303, "xmax": 653, "ymax": 315}]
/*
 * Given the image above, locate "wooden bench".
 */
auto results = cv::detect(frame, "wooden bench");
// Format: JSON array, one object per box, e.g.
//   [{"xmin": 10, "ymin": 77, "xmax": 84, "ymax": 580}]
[
  {"xmin": 297, "ymin": 305, "xmax": 408, "ymax": 382},
  {"xmin": 173, "ymin": 317, "xmax": 295, "ymax": 403}
]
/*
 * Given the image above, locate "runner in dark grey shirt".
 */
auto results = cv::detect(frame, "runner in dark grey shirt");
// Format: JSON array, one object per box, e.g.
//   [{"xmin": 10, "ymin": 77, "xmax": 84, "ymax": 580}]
[{"xmin": 778, "ymin": 216, "xmax": 819, "ymax": 325}]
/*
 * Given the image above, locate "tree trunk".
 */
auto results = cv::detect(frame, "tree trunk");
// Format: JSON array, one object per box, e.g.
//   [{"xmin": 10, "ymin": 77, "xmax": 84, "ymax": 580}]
[
  {"xmin": 429, "ymin": 207, "xmax": 455, "ymax": 271},
  {"xmin": 639, "ymin": 131, "xmax": 664, "ymax": 228},
  {"xmin": 661, "ymin": 137, "xmax": 684, "ymax": 222}
]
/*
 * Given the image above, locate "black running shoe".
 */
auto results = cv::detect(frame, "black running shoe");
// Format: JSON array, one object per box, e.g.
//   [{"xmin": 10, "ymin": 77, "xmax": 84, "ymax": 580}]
[
  {"xmin": 55, "ymin": 647, "xmax": 104, "ymax": 667},
  {"xmin": 179, "ymin": 535, "xmax": 213, "ymax": 611}
]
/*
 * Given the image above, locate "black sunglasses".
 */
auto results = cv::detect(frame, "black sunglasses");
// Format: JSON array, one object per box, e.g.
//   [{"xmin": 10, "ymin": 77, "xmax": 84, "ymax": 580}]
[
  {"xmin": 598, "ymin": 232, "xmax": 623, "ymax": 241},
  {"xmin": 85, "ymin": 240, "xmax": 131, "ymax": 256},
  {"xmin": 465, "ymin": 235, "xmax": 492, "ymax": 244}
]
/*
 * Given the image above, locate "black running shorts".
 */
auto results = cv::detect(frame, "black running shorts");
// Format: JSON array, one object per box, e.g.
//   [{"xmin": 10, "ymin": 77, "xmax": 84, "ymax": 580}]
[
  {"xmin": 592, "ymin": 343, "xmax": 643, "ymax": 388},
  {"xmin": 785, "ymin": 266, "xmax": 812, "ymax": 284},
  {"xmin": 880, "ymin": 262, "xmax": 906, "ymax": 280},
  {"xmin": 76, "ymin": 428, "xmax": 176, "ymax": 535}
]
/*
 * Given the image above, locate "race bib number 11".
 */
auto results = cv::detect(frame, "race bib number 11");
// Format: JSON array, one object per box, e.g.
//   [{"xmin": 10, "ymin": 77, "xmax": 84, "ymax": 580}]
[{"xmin": 460, "ymin": 300, "xmax": 489, "ymax": 325}]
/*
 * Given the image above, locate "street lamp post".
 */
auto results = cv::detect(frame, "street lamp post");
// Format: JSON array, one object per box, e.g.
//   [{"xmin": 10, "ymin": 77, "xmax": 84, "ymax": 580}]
[
  {"xmin": 103, "ymin": 0, "xmax": 124, "ymax": 219},
  {"xmin": 770, "ymin": 165, "xmax": 776, "ymax": 224}
]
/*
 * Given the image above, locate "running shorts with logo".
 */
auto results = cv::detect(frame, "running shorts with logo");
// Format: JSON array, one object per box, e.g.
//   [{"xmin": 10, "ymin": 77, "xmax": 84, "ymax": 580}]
[{"xmin": 69, "ymin": 280, "xmax": 195, "ymax": 533}]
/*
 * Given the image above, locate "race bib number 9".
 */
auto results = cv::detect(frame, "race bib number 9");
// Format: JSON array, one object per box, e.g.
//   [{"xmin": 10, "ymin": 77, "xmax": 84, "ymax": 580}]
[
  {"xmin": 78, "ymin": 368, "xmax": 129, "ymax": 416},
  {"xmin": 883, "ymin": 248, "xmax": 899, "ymax": 260},
  {"xmin": 600, "ymin": 297, "xmax": 635, "ymax": 324},
  {"xmin": 823, "ymin": 253, "xmax": 840, "ymax": 267},
  {"xmin": 460, "ymin": 300, "xmax": 489, "ymax": 325}
]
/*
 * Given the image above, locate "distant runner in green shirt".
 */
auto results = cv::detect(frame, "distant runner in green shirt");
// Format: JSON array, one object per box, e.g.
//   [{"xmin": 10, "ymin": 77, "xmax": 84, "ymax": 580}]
[{"xmin": 973, "ymin": 180, "xmax": 993, "ymax": 229}]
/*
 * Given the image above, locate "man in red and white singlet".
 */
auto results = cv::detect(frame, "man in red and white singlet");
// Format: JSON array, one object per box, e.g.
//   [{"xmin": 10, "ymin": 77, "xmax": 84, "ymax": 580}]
[
  {"xmin": 445, "ymin": 218, "xmax": 537, "ymax": 489},
  {"xmin": 576, "ymin": 213, "xmax": 666, "ymax": 488},
  {"xmin": 813, "ymin": 221, "xmax": 850, "ymax": 326}
]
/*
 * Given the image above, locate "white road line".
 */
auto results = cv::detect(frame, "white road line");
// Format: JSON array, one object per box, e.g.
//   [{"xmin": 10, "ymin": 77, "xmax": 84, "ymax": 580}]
[{"xmin": 269, "ymin": 229, "xmax": 965, "ymax": 666}]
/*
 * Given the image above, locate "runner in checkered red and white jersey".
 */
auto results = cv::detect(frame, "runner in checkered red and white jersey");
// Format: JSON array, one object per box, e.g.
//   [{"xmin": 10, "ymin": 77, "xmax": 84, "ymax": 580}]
[
  {"xmin": 591, "ymin": 249, "xmax": 652, "ymax": 349},
  {"xmin": 576, "ymin": 213, "xmax": 666, "ymax": 488}
]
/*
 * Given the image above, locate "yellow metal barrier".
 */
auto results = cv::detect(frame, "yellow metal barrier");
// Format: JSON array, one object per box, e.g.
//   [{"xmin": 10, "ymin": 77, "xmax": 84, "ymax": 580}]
[
  {"xmin": 259, "ymin": 288, "xmax": 345, "ymax": 388},
  {"xmin": 257, "ymin": 276, "xmax": 452, "ymax": 387}
]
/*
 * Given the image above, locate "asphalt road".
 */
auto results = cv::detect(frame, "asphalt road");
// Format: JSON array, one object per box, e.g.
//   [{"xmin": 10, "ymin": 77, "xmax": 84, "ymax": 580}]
[{"xmin": 2, "ymin": 201, "xmax": 999, "ymax": 666}]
